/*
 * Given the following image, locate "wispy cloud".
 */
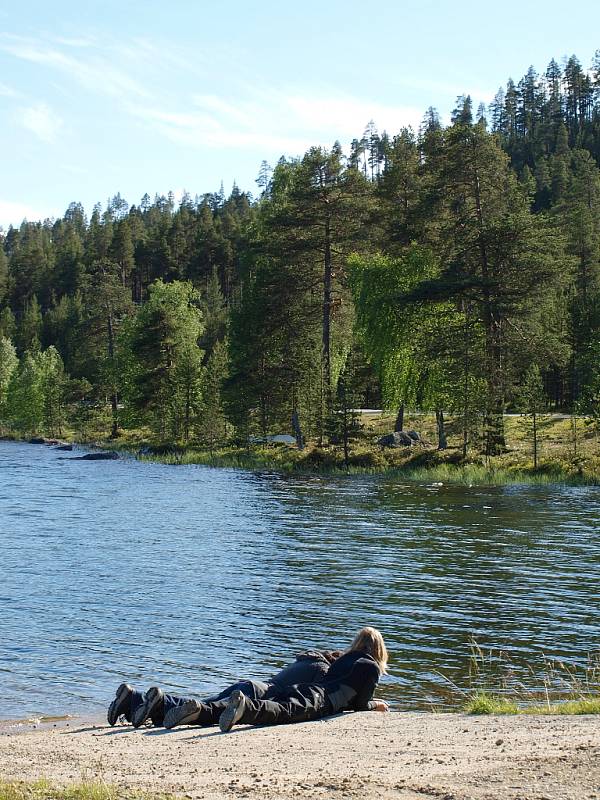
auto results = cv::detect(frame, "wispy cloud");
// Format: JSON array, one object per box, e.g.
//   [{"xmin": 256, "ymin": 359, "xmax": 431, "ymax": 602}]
[
  {"xmin": 0, "ymin": 33, "xmax": 151, "ymax": 100},
  {"xmin": 0, "ymin": 29, "xmax": 434, "ymax": 174},
  {"xmin": 19, "ymin": 102, "xmax": 63, "ymax": 142},
  {"xmin": 0, "ymin": 82, "xmax": 19, "ymax": 98},
  {"xmin": 130, "ymin": 88, "xmax": 423, "ymax": 157}
]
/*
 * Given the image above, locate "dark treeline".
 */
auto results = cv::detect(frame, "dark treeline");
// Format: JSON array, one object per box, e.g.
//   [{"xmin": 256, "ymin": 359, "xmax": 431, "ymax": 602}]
[{"xmin": 1, "ymin": 52, "xmax": 599, "ymax": 456}]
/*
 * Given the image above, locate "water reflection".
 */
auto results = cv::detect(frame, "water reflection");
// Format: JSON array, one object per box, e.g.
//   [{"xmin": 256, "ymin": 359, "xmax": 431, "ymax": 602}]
[{"xmin": 0, "ymin": 441, "xmax": 599, "ymax": 717}]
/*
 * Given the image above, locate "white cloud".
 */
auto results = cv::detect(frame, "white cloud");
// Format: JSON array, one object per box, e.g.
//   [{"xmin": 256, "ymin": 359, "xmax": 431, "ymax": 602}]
[
  {"xmin": 19, "ymin": 102, "xmax": 63, "ymax": 142},
  {"xmin": 0, "ymin": 199, "xmax": 57, "ymax": 229},
  {"xmin": 0, "ymin": 82, "xmax": 19, "ymax": 98},
  {"xmin": 0, "ymin": 34, "xmax": 151, "ymax": 100},
  {"xmin": 283, "ymin": 93, "xmax": 423, "ymax": 139},
  {"xmin": 130, "ymin": 88, "xmax": 423, "ymax": 158}
]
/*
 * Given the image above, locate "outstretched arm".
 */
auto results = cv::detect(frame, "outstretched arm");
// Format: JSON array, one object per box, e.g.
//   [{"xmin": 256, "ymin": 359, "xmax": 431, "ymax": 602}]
[{"xmin": 367, "ymin": 699, "xmax": 389, "ymax": 712}]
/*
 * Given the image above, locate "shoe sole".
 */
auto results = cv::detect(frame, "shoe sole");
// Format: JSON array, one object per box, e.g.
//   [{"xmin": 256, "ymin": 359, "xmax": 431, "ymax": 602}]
[
  {"xmin": 132, "ymin": 686, "xmax": 164, "ymax": 728},
  {"xmin": 164, "ymin": 699, "xmax": 202, "ymax": 729},
  {"xmin": 107, "ymin": 683, "xmax": 132, "ymax": 726},
  {"xmin": 219, "ymin": 689, "xmax": 245, "ymax": 733}
]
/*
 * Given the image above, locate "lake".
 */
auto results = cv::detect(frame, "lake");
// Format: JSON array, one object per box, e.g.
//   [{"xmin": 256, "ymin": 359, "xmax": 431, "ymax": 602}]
[{"xmin": 1, "ymin": 440, "xmax": 599, "ymax": 719}]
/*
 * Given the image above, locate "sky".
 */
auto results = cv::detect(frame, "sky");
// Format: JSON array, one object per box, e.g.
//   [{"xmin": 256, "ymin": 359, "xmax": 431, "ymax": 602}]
[{"xmin": 0, "ymin": 0, "xmax": 598, "ymax": 229}]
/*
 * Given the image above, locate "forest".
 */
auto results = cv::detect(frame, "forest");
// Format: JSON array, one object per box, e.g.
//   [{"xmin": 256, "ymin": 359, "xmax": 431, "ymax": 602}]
[{"xmin": 1, "ymin": 52, "xmax": 599, "ymax": 470}]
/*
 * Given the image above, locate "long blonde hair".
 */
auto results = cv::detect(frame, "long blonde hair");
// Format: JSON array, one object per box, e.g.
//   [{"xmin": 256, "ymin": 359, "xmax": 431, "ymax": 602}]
[{"xmin": 348, "ymin": 626, "xmax": 388, "ymax": 674}]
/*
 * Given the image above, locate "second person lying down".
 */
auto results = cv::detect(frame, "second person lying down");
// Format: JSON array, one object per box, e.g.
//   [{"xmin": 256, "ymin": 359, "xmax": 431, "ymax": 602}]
[{"xmin": 107, "ymin": 648, "xmax": 341, "ymax": 728}]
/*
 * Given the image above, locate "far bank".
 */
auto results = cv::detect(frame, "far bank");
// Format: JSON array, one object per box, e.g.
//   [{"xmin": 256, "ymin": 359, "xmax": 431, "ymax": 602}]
[{"xmin": 79, "ymin": 410, "xmax": 600, "ymax": 486}]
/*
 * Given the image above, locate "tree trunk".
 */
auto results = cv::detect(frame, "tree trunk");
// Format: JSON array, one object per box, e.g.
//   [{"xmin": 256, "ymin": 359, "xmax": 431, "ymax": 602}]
[
  {"xmin": 462, "ymin": 304, "xmax": 470, "ymax": 459},
  {"xmin": 322, "ymin": 213, "xmax": 333, "ymax": 416},
  {"xmin": 184, "ymin": 386, "xmax": 191, "ymax": 443},
  {"xmin": 394, "ymin": 405, "xmax": 405, "ymax": 432},
  {"xmin": 483, "ymin": 316, "xmax": 506, "ymax": 456},
  {"xmin": 342, "ymin": 405, "xmax": 349, "ymax": 469},
  {"xmin": 107, "ymin": 310, "xmax": 119, "ymax": 439},
  {"xmin": 291, "ymin": 410, "xmax": 304, "ymax": 450},
  {"xmin": 472, "ymin": 147, "xmax": 506, "ymax": 456},
  {"xmin": 436, "ymin": 409, "xmax": 448, "ymax": 450}
]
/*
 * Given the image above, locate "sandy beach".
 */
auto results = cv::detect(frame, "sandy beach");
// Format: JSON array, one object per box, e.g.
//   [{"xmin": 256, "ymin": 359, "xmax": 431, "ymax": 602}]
[{"xmin": 0, "ymin": 712, "xmax": 599, "ymax": 799}]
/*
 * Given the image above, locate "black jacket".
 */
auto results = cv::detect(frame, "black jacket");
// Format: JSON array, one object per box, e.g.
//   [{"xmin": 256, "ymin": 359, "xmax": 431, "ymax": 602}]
[
  {"xmin": 268, "ymin": 650, "xmax": 333, "ymax": 689},
  {"xmin": 319, "ymin": 650, "xmax": 381, "ymax": 713}
]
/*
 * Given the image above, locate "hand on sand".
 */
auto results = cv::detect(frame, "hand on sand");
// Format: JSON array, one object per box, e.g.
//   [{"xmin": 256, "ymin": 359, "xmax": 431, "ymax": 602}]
[{"xmin": 372, "ymin": 700, "xmax": 389, "ymax": 712}]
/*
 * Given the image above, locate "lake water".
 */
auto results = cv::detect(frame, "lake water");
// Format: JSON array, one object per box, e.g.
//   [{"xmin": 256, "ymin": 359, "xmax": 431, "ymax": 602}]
[{"xmin": 1, "ymin": 439, "xmax": 599, "ymax": 719}]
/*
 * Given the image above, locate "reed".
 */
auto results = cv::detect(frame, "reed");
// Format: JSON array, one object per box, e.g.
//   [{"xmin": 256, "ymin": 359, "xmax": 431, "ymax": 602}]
[{"xmin": 461, "ymin": 640, "xmax": 600, "ymax": 714}]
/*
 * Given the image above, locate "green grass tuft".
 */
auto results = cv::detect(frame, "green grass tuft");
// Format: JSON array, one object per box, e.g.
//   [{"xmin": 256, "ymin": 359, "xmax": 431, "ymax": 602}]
[
  {"xmin": 527, "ymin": 697, "xmax": 600, "ymax": 715},
  {"xmin": 0, "ymin": 780, "xmax": 174, "ymax": 800},
  {"xmin": 464, "ymin": 692, "xmax": 520, "ymax": 715},
  {"xmin": 464, "ymin": 691, "xmax": 600, "ymax": 716}
]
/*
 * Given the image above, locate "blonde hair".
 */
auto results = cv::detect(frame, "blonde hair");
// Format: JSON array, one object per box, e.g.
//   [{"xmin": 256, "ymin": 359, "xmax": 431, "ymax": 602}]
[{"xmin": 348, "ymin": 626, "xmax": 388, "ymax": 674}]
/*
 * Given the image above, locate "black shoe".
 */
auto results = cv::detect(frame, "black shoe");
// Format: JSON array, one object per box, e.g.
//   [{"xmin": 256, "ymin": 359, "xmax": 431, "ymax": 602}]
[
  {"xmin": 107, "ymin": 683, "xmax": 133, "ymax": 726},
  {"xmin": 132, "ymin": 686, "xmax": 164, "ymax": 728},
  {"xmin": 219, "ymin": 689, "xmax": 246, "ymax": 733},
  {"xmin": 164, "ymin": 699, "xmax": 202, "ymax": 729}
]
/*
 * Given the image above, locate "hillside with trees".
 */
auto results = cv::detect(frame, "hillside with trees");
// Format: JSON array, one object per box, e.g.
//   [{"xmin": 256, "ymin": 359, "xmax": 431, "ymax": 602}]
[{"xmin": 1, "ymin": 52, "xmax": 599, "ymax": 476}]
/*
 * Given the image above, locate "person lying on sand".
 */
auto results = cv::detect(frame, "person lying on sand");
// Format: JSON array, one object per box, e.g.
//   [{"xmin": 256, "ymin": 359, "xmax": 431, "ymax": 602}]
[
  {"xmin": 167, "ymin": 626, "xmax": 389, "ymax": 732},
  {"xmin": 107, "ymin": 648, "xmax": 341, "ymax": 729}
]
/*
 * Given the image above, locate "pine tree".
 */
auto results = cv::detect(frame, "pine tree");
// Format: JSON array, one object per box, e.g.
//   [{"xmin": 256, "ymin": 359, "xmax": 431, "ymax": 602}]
[
  {"xmin": 122, "ymin": 280, "xmax": 204, "ymax": 440},
  {"xmin": 0, "ymin": 306, "xmax": 16, "ymax": 341},
  {"xmin": 415, "ymin": 118, "xmax": 563, "ymax": 454},
  {"xmin": 39, "ymin": 346, "xmax": 67, "ymax": 436},
  {"xmin": 198, "ymin": 338, "xmax": 229, "ymax": 448},
  {"xmin": 519, "ymin": 363, "xmax": 546, "ymax": 468},
  {"xmin": 0, "ymin": 247, "xmax": 8, "ymax": 305},
  {"xmin": 257, "ymin": 145, "xmax": 372, "ymax": 429},
  {"xmin": 6, "ymin": 351, "xmax": 44, "ymax": 434},
  {"xmin": 81, "ymin": 259, "xmax": 134, "ymax": 436},
  {"xmin": 16, "ymin": 296, "xmax": 43, "ymax": 355},
  {"xmin": 53, "ymin": 219, "xmax": 85, "ymax": 296},
  {"xmin": 0, "ymin": 336, "xmax": 18, "ymax": 424}
]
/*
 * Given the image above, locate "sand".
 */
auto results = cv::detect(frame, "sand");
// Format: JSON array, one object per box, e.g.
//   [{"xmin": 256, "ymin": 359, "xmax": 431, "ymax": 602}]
[{"xmin": 0, "ymin": 712, "xmax": 599, "ymax": 800}]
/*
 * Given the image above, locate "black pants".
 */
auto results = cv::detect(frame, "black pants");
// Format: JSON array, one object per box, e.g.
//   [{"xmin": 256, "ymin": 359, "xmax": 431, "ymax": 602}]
[
  {"xmin": 129, "ymin": 679, "xmax": 271, "ymax": 726},
  {"xmin": 203, "ymin": 684, "xmax": 330, "ymax": 727}
]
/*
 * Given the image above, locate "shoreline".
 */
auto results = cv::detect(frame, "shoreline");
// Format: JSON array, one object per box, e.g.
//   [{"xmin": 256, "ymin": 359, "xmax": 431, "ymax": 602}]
[
  {"xmin": 3, "ymin": 434, "xmax": 599, "ymax": 487},
  {"xmin": 1, "ymin": 712, "xmax": 598, "ymax": 799}
]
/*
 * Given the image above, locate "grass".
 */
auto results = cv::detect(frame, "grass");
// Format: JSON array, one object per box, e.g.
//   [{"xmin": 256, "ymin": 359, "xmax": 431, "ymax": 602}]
[
  {"xmin": 464, "ymin": 691, "xmax": 600, "ymax": 715},
  {"xmin": 459, "ymin": 640, "xmax": 600, "ymax": 715},
  {"xmin": 130, "ymin": 440, "xmax": 600, "ymax": 485},
  {"xmin": 5, "ymin": 409, "xmax": 600, "ymax": 485},
  {"xmin": 127, "ymin": 410, "xmax": 600, "ymax": 484},
  {"xmin": 0, "ymin": 781, "xmax": 174, "ymax": 800}
]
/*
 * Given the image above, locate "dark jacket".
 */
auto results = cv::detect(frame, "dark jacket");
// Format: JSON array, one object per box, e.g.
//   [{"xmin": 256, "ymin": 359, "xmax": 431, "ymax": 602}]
[
  {"xmin": 268, "ymin": 650, "xmax": 334, "ymax": 689},
  {"xmin": 319, "ymin": 650, "xmax": 381, "ymax": 713}
]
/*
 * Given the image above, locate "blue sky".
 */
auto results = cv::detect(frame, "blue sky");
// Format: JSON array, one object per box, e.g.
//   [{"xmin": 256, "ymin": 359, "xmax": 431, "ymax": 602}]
[{"xmin": 0, "ymin": 0, "xmax": 598, "ymax": 228}]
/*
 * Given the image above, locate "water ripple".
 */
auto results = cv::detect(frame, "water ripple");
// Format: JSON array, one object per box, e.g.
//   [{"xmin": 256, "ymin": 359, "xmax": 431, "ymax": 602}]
[{"xmin": 1, "ymin": 440, "xmax": 599, "ymax": 717}]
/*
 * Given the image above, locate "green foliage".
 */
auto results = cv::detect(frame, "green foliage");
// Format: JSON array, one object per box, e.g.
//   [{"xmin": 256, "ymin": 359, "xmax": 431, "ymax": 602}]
[
  {"xmin": 4, "ymin": 52, "xmax": 600, "ymax": 456},
  {"xmin": 5, "ymin": 351, "xmax": 45, "ymax": 434},
  {"xmin": 0, "ymin": 247, "xmax": 8, "ymax": 305},
  {"xmin": 2, "ymin": 346, "xmax": 69, "ymax": 436},
  {"xmin": 0, "ymin": 336, "xmax": 18, "ymax": 422},
  {"xmin": 198, "ymin": 337, "xmax": 229, "ymax": 448},
  {"xmin": 38, "ymin": 346, "xmax": 67, "ymax": 436},
  {"xmin": 122, "ymin": 279, "xmax": 205, "ymax": 440},
  {"xmin": 17, "ymin": 296, "xmax": 43, "ymax": 355},
  {"xmin": 0, "ymin": 306, "xmax": 16, "ymax": 341}
]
